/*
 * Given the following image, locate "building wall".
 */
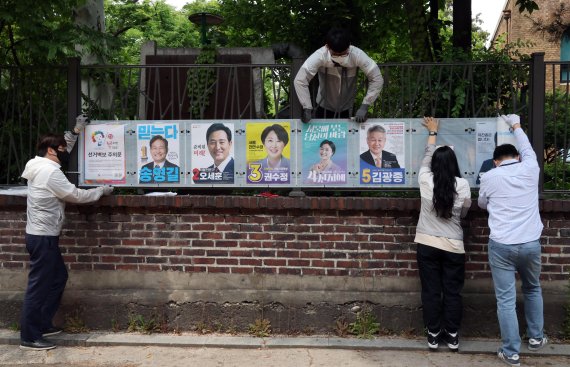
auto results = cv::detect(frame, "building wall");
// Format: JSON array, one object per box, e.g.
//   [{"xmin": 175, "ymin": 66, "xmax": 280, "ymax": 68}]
[
  {"xmin": 0, "ymin": 195, "xmax": 569, "ymax": 335},
  {"xmin": 492, "ymin": 0, "xmax": 569, "ymax": 91}
]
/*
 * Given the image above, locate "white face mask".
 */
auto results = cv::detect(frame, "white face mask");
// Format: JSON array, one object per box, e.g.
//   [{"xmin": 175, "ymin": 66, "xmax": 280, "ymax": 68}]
[{"xmin": 330, "ymin": 54, "xmax": 349, "ymax": 66}]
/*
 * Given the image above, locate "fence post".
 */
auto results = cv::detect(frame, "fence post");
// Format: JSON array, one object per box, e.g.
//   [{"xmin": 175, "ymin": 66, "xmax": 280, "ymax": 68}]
[
  {"xmin": 290, "ymin": 57, "xmax": 303, "ymax": 119},
  {"xmin": 67, "ymin": 57, "xmax": 81, "ymax": 185},
  {"xmin": 529, "ymin": 52, "xmax": 545, "ymax": 194}
]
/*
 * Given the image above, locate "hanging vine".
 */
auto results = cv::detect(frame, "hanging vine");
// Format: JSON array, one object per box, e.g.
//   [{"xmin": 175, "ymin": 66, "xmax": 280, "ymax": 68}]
[{"xmin": 187, "ymin": 44, "xmax": 217, "ymax": 119}]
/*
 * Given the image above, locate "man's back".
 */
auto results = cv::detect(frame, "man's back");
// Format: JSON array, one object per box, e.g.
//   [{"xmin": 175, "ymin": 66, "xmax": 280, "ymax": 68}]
[{"xmin": 478, "ymin": 128, "xmax": 543, "ymax": 244}]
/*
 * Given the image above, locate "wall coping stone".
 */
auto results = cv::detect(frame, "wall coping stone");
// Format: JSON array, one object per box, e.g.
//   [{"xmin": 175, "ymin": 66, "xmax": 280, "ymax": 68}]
[{"xmin": 1, "ymin": 195, "xmax": 569, "ymax": 212}]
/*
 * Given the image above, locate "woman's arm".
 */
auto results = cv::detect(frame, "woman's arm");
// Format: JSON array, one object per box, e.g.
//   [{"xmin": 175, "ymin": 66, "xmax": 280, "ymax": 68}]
[{"xmin": 419, "ymin": 117, "xmax": 439, "ymax": 171}]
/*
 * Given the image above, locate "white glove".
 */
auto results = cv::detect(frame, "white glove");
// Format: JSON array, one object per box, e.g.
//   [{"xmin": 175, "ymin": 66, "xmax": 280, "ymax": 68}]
[
  {"xmin": 500, "ymin": 114, "xmax": 520, "ymax": 127},
  {"xmin": 101, "ymin": 185, "xmax": 114, "ymax": 196},
  {"xmin": 74, "ymin": 114, "xmax": 90, "ymax": 133}
]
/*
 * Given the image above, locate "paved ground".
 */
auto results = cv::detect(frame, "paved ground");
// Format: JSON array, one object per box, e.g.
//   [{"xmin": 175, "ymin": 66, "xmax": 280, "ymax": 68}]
[{"xmin": 1, "ymin": 329, "xmax": 569, "ymax": 367}]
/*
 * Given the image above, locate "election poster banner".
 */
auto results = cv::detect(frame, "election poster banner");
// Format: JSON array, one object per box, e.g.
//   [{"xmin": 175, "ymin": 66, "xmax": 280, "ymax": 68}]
[
  {"xmin": 137, "ymin": 122, "xmax": 181, "ymax": 184},
  {"xmin": 359, "ymin": 122, "xmax": 406, "ymax": 185},
  {"xmin": 190, "ymin": 122, "xmax": 235, "ymax": 184},
  {"xmin": 301, "ymin": 122, "xmax": 348, "ymax": 185},
  {"xmin": 246, "ymin": 122, "xmax": 291, "ymax": 184},
  {"xmin": 475, "ymin": 117, "xmax": 517, "ymax": 185},
  {"xmin": 84, "ymin": 124, "xmax": 126, "ymax": 184}
]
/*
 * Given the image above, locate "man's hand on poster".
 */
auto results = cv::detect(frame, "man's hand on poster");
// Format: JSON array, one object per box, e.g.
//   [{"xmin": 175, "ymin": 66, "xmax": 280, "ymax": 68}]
[
  {"xmin": 74, "ymin": 114, "xmax": 90, "ymax": 134},
  {"xmin": 354, "ymin": 104, "xmax": 369, "ymax": 123},
  {"xmin": 102, "ymin": 185, "xmax": 114, "ymax": 196},
  {"xmin": 301, "ymin": 108, "xmax": 312, "ymax": 123},
  {"xmin": 500, "ymin": 114, "xmax": 521, "ymax": 130}
]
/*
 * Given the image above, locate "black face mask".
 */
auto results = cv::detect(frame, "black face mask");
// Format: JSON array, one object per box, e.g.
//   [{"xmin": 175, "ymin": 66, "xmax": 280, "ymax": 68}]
[{"xmin": 56, "ymin": 150, "xmax": 70, "ymax": 169}]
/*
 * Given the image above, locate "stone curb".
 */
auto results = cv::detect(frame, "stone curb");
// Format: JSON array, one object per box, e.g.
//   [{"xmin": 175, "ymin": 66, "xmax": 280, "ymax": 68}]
[{"xmin": 1, "ymin": 329, "xmax": 569, "ymax": 356}]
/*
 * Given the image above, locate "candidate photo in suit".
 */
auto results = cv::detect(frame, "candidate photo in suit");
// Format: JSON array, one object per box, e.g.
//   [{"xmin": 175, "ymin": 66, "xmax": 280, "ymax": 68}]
[
  {"xmin": 140, "ymin": 135, "xmax": 180, "ymax": 183},
  {"xmin": 202, "ymin": 123, "xmax": 234, "ymax": 183},
  {"xmin": 360, "ymin": 124, "xmax": 400, "ymax": 168}
]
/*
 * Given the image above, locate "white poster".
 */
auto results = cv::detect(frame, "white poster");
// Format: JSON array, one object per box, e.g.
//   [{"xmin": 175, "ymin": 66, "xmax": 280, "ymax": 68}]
[
  {"xmin": 475, "ymin": 117, "xmax": 517, "ymax": 185},
  {"xmin": 190, "ymin": 122, "xmax": 235, "ymax": 184},
  {"xmin": 84, "ymin": 124, "xmax": 126, "ymax": 184},
  {"xmin": 359, "ymin": 122, "xmax": 406, "ymax": 185}
]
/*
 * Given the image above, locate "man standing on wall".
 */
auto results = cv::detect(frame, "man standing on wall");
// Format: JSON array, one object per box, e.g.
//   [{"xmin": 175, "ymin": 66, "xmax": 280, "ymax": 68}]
[
  {"xmin": 294, "ymin": 28, "xmax": 383, "ymax": 123},
  {"xmin": 19, "ymin": 115, "xmax": 114, "ymax": 350},
  {"xmin": 478, "ymin": 114, "xmax": 547, "ymax": 367}
]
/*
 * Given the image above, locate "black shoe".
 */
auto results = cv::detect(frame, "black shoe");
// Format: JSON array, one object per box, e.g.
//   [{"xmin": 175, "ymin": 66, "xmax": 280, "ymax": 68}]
[
  {"xmin": 42, "ymin": 327, "xmax": 63, "ymax": 337},
  {"xmin": 442, "ymin": 329, "xmax": 459, "ymax": 351},
  {"xmin": 19, "ymin": 338, "xmax": 56, "ymax": 351},
  {"xmin": 427, "ymin": 330, "xmax": 441, "ymax": 350}
]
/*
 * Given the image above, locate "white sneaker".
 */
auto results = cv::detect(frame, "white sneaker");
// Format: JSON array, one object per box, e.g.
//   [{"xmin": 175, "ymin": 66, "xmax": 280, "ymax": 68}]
[{"xmin": 528, "ymin": 336, "xmax": 548, "ymax": 351}]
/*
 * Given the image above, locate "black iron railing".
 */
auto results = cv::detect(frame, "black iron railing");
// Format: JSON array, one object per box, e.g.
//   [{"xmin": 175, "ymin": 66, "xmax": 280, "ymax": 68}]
[{"xmin": 1, "ymin": 54, "xmax": 566, "ymax": 193}]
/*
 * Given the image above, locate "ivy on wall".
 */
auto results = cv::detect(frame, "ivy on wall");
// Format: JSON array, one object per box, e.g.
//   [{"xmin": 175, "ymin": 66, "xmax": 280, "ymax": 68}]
[{"xmin": 187, "ymin": 44, "xmax": 217, "ymax": 119}]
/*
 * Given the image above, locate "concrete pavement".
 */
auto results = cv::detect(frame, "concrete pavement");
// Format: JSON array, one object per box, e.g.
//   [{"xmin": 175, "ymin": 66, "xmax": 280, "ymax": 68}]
[{"xmin": 1, "ymin": 329, "xmax": 569, "ymax": 366}]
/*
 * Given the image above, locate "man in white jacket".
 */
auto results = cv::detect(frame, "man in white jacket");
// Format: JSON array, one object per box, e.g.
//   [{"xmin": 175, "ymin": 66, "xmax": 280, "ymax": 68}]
[
  {"xmin": 294, "ymin": 28, "xmax": 383, "ymax": 123},
  {"xmin": 19, "ymin": 116, "xmax": 113, "ymax": 350}
]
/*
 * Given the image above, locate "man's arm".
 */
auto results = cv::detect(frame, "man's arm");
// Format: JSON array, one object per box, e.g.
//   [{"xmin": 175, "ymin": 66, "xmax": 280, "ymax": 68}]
[
  {"xmin": 63, "ymin": 114, "xmax": 90, "ymax": 152},
  {"xmin": 502, "ymin": 114, "xmax": 537, "ymax": 166},
  {"xmin": 46, "ymin": 169, "xmax": 111, "ymax": 203},
  {"xmin": 477, "ymin": 184, "xmax": 488, "ymax": 210},
  {"xmin": 356, "ymin": 49, "xmax": 383, "ymax": 106},
  {"xmin": 293, "ymin": 52, "xmax": 322, "ymax": 110}
]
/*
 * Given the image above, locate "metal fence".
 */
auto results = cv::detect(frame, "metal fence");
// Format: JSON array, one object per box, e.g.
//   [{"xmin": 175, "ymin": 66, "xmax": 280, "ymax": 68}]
[{"xmin": 1, "ymin": 54, "xmax": 568, "ymax": 193}]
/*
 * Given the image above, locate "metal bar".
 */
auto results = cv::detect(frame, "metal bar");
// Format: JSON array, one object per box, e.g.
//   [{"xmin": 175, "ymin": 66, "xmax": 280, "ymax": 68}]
[
  {"xmin": 529, "ymin": 52, "xmax": 545, "ymax": 194},
  {"xmin": 67, "ymin": 57, "xmax": 81, "ymax": 185}
]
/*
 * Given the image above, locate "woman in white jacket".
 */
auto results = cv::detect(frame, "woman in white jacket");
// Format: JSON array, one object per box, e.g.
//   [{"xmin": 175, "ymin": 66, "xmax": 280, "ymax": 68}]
[{"xmin": 415, "ymin": 117, "xmax": 471, "ymax": 351}]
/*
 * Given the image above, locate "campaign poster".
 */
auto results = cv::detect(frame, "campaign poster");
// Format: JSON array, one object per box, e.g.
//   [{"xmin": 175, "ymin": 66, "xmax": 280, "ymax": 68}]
[
  {"xmin": 137, "ymin": 123, "xmax": 181, "ymax": 184},
  {"xmin": 301, "ymin": 123, "xmax": 348, "ymax": 185},
  {"xmin": 475, "ymin": 117, "xmax": 517, "ymax": 185},
  {"xmin": 246, "ymin": 122, "xmax": 291, "ymax": 184},
  {"xmin": 475, "ymin": 120, "xmax": 495, "ymax": 185},
  {"xmin": 84, "ymin": 124, "xmax": 126, "ymax": 184},
  {"xmin": 359, "ymin": 122, "xmax": 406, "ymax": 185},
  {"xmin": 190, "ymin": 122, "xmax": 235, "ymax": 184}
]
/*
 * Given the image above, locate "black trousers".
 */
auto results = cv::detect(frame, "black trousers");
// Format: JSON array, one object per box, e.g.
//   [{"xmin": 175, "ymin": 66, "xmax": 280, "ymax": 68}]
[
  {"xmin": 416, "ymin": 243, "xmax": 465, "ymax": 333},
  {"xmin": 20, "ymin": 234, "xmax": 68, "ymax": 342},
  {"xmin": 315, "ymin": 106, "xmax": 350, "ymax": 119}
]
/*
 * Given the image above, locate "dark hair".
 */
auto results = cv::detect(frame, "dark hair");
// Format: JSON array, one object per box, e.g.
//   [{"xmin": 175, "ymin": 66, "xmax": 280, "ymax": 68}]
[
  {"xmin": 326, "ymin": 28, "xmax": 350, "ymax": 53},
  {"xmin": 37, "ymin": 133, "xmax": 66, "ymax": 157},
  {"xmin": 149, "ymin": 135, "xmax": 168, "ymax": 151},
  {"xmin": 320, "ymin": 139, "xmax": 336, "ymax": 154},
  {"xmin": 261, "ymin": 124, "xmax": 289, "ymax": 146},
  {"xmin": 206, "ymin": 123, "xmax": 232, "ymax": 142},
  {"xmin": 431, "ymin": 146, "xmax": 462, "ymax": 219},
  {"xmin": 493, "ymin": 144, "xmax": 519, "ymax": 161}
]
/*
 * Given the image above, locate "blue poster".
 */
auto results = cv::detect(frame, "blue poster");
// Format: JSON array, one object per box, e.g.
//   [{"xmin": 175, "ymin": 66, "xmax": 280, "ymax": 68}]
[{"xmin": 301, "ymin": 123, "xmax": 348, "ymax": 185}]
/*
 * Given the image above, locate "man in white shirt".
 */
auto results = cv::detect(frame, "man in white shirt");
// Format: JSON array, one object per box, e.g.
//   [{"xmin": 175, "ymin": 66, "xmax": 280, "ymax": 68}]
[
  {"xmin": 293, "ymin": 28, "xmax": 383, "ymax": 123},
  {"xmin": 478, "ymin": 114, "xmax": 547, "ymax": 367}
]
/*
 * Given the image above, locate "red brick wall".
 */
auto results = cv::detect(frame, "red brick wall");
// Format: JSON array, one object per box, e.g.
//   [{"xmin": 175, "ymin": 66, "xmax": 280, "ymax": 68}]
[
  {"xmin": 1, "ymin": 195, "xmax": 569, "ymax": 280},
  {"xmin": 493, "ymin": 0, "xmax": 568, "ymax": 91}
]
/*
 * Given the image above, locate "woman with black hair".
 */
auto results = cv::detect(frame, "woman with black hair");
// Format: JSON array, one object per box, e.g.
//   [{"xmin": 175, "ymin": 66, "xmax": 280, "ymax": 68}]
[{"xmin": 415, "ymin": 117, "xmax": 471, "ymax": 352}]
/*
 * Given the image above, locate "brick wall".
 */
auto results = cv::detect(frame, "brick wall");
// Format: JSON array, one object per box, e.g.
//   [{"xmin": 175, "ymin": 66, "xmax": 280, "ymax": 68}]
[
  {"xmin": 493, "ymin": 0, "xmax": 568, "ymax": 91},
  {"xmin": 1, "ymin": 195, "xmax": 569, "ymax": 280}
]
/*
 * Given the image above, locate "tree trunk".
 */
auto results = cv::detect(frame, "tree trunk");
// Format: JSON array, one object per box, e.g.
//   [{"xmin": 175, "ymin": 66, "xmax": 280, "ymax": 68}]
[
  {"xmin": 452, "ymin": 0, "xmax": 471, "ymax": 54},
  {"xmin": 404, "ymin": 0, "xmax": 433, "ymax": 61},
  {"xmin": 428, "ymin": 0, "xmax": 443, "ymax": 60},
  {"xmin": 73, "ymin": 0, "xmax": 114, "ymax": 110}
]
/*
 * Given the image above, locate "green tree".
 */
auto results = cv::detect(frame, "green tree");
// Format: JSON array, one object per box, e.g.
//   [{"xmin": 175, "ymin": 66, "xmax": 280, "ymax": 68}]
[
  {"xmin": 105, "ymin": 0, "xmax": 201, "ymax": 64},
  {"xmin": 0, "ymin": 0, "xmax": 99, "ymax": 65}
]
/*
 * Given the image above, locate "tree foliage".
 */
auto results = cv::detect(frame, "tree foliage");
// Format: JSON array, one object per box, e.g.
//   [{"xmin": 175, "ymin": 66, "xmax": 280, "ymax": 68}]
[{"xmin": 0, "ymin": 0, "xmax": 93, "ymax": 64}]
